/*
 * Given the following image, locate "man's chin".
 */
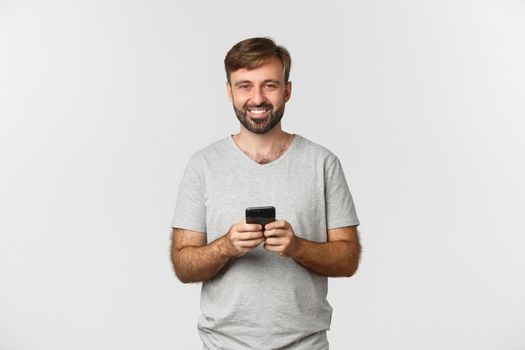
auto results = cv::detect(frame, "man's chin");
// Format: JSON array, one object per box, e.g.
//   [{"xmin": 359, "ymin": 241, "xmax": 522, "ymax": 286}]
[
  {"xmin": 248, "ymin": 123, "xmax": 270, "ymax": 133},
  {"xmin": 245, "ymin": 121, "xmax": 273, "ymax": 134}
]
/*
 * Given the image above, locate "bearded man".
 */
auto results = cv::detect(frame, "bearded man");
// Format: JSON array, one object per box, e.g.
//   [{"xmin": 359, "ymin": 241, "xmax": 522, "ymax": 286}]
[{"xmin": 170, "ymin": 36, "xmax": 361, "ymax": 350}]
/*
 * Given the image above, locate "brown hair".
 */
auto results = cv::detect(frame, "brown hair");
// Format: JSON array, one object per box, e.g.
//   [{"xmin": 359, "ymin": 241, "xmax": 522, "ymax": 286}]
[{"xmin": 224, "ymin": 37, "xmax": 292, "ymax": 85}]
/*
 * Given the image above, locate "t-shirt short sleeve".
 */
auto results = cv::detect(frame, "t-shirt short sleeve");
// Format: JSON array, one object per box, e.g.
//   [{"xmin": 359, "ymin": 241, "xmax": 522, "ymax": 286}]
[
  {"xmin": 171, "ymin": 156, "xmax": 207, "ymax": 234},
  {"xmin": 324, "ymin": 156, "xmax": 360, "ymax": 229}
]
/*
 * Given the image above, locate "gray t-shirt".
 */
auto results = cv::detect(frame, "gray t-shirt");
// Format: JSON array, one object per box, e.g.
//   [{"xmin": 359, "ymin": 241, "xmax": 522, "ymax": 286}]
[{"xmin": 172, "ymin": 133, "xmax": 360, "ymax": 350}]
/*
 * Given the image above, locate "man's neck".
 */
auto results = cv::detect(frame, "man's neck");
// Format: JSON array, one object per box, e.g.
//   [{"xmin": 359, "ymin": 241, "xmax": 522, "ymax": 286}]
[{"xmin": 231, "ymin": 127, "xmax": 294, "ymax": 164}]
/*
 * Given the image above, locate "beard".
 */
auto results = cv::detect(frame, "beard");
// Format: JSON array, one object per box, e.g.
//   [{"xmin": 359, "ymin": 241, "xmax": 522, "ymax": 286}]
[{"xmin": 232, "ymin": 100, "xmax": 285, "ymax": 135}]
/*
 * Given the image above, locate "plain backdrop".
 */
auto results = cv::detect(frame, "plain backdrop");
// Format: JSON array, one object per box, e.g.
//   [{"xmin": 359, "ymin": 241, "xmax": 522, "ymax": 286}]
[{"xmin": 1, "ymin": 0, "xmax": 524, "ymax": 349}]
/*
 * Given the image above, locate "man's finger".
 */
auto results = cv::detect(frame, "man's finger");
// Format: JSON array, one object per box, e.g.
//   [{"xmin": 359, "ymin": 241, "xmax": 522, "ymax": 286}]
[
  {"xmin": 263, "ymin": 243, "xmax": 278, "ymax": 251},
  {"xmin": 239, "ymin": 238, "xmax": 264, "ymax": 248},
  {"xmin": 264, "ymin": 229, "xmax": 283, "ymax": 238},
  {"xmin": 239, "ymin": 231, "xmax": 264, "ymax": 240},
  {"xmin": 264, "ymin": 237, "xmax": 283, "ymax": 246},
  {"xmin": 265, "ymin": 220, "xmax": 286, "ymax": 230},
  {"xmin": 238, "ymin": 223, "xmax": 263, "ymax": 232}
]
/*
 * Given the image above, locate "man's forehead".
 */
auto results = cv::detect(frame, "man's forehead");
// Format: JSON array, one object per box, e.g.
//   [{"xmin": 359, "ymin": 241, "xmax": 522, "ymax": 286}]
[{"xmin": 230, "ymin": 57, "xmax": 285, "ymax": 83}]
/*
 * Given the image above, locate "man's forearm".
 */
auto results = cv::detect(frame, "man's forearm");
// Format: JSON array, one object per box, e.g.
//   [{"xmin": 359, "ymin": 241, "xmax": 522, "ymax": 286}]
[
  {"xmin": 172, "ymin": 236, "xmax": 231, "ymax": 283},
  {"xmin": 290, "ymin": 237, "xmax": 361, "ymax": 277}
]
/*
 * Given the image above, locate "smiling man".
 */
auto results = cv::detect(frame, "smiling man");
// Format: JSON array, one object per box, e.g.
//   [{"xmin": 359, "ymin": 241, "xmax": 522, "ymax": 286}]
[
  {"xmin": 170, "ymin": 37, "xmax": 361, "ymax": 350},
  {"xmin": 229, "ymin": 54, "xmax": 289, "ymax": 136}
]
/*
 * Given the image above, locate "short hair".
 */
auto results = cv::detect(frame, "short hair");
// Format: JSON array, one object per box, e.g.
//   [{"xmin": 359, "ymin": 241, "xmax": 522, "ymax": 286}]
[{"xmin": 224, "ymin": 37, "xmax": 292, "ymax": 85}]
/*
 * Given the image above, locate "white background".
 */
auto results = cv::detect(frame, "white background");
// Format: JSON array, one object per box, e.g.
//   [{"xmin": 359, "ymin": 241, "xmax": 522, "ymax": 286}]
[{"xmin": 1, "ymin": 1, "xmax": 524, "ymax": 349}]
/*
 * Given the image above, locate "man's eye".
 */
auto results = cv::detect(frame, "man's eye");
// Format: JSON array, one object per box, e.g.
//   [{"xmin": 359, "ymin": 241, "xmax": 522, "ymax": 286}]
[
  {"xmin": 266, "ymin": 84, "xmax": 276, "ymax": 88},
  {"xmin": 239, "ymin": 85, "xmax": 249, "ymax": 89}
]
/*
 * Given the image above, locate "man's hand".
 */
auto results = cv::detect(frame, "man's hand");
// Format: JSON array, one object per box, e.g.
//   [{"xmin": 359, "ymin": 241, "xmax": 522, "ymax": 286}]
[
  {"xmin": 263, "ymin": 220, "xmax": 298, "ymax": 257},
  {"xmin": 223, "ymin": 220, "xmax": 265, "ymax": 257}
]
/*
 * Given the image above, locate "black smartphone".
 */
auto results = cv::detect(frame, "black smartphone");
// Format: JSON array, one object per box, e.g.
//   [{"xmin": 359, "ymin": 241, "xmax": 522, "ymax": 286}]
[{"xmin": 245, "ymin": 206, "xmax": 275, "ymax": 229}]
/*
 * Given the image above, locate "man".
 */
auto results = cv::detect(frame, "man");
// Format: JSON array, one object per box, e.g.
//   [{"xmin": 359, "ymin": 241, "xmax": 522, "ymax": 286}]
[{"xmin": 171, "ymin": 37, "xmax": 361, "ymax": 350}]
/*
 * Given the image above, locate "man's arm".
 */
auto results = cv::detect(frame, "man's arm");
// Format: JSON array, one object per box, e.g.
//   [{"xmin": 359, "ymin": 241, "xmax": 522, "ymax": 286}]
[
  {"xmin": 170, "ymin": 221, "xmax": 265, "ymax": 283},
  {"xmin": 291, "ymin": 225, "xmax": 361, "ymax": 277},
  {"xmin": 170, "ymin": 228, "xmax": 232, "ymax": 284},
  {"xmin": 263, "ymin": 222, "xmax": 361, "ymax": 277}
]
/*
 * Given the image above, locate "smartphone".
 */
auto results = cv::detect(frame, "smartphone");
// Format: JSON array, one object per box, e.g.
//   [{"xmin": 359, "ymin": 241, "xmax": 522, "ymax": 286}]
[{"xmin": 245, "ymin": 206, "xmax": 275, "ymax": 229}]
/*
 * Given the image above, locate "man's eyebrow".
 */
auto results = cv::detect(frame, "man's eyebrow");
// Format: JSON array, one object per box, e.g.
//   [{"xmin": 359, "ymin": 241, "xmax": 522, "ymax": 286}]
[
  {"xmin": 234, "ymin": 80, "xmax": 251, "ymax": 86},
  {"xmin": 234, "ymin": 79, "xmax": 281, "ymax": 86}
]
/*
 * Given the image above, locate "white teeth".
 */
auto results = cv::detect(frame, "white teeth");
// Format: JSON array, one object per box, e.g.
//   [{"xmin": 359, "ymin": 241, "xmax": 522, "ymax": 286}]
[{"xmin": 249, "ymin": 109, "xmax": 268, "ymax": 114}]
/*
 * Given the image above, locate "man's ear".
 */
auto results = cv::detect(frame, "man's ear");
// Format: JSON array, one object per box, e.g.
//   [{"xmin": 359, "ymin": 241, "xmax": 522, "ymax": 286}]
[
  {"xmin": 284, "ymin": 81, "xmax": 292, "ymax": 103},
  {"xmin": 226, "ymin": 81, "xmax": 232, "ymax": 102}
]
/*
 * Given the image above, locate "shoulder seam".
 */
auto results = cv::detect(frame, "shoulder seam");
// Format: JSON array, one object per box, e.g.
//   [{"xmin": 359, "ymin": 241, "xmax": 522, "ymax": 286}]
[{"xmin": 326, "ymin": 155, "xmax": 339, "ymax": 170}]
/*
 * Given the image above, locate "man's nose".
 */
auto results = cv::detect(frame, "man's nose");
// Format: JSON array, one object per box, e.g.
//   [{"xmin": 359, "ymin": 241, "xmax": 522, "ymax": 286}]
[{"xmin": 251, "ymin": 87, "xmax": 266, "ymax": 105}]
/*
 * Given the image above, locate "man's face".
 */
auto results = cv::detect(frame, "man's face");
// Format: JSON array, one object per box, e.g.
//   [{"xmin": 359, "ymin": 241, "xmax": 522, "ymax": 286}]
[{"xmin": 227, "ymin": 56, "xmax": 292, "ymax": 135}]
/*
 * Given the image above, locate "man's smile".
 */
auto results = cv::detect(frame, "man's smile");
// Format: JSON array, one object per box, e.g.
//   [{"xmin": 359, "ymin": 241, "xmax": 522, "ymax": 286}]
[
  {"xmin": 247, "ymin": 108, "xmax": 270, "ymax": 119},
  {"xmin": 246, "ymin": 105, "xmax": 272, "ymax": 119}
]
